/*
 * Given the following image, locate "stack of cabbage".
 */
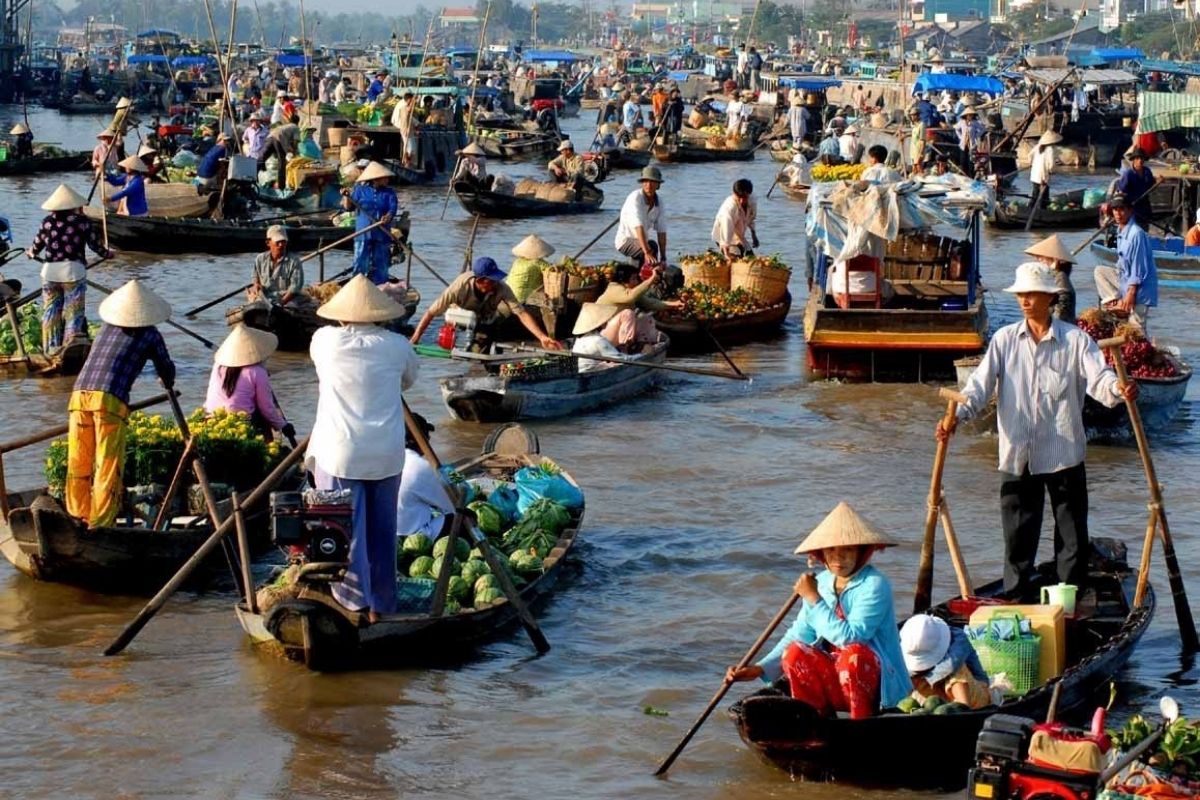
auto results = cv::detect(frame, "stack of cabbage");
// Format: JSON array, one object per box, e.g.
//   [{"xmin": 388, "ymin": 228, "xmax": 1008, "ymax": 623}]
[{"xmin": 396, "ymin": 488, "xmax": 573, "ymax": 614}]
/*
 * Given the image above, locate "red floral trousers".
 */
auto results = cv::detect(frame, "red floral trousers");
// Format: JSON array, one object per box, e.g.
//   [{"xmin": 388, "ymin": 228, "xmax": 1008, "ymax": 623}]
[{"xmin": 780, "ymin": 641, "xmax": 882, "ymax": 720}]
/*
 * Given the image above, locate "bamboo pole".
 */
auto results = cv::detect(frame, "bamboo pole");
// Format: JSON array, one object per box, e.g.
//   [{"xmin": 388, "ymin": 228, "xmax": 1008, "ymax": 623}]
[
  {"xmin": 0, "ymin": 392, "xmax": 176, "ymax": 455},
  {"xmin": 441, "ymin": 0, "xmax": 493, "ymax": 220},
  {"xmin": 232, "ymin": 490, "xmax": 258, "ymax": 614}
]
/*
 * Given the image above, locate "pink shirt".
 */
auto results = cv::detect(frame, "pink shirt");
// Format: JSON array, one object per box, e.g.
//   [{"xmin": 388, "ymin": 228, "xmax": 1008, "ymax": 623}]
[{"xmin": 203, "ymin": 363, "xmax": 288, "ymax": 431}]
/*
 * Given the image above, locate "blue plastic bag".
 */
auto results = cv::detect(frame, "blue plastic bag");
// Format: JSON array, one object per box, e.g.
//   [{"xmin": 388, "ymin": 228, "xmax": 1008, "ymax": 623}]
[
  {"xmin": 488, "ymin": 484, "xmax": 520, "ymax": 524},
  {"xmin": 438, "ymin": 466, "xmax": 477, "ymax": 504},
  {"xmin": 515, "ymin": 465, "xmax": 584, "ymax": 515}
]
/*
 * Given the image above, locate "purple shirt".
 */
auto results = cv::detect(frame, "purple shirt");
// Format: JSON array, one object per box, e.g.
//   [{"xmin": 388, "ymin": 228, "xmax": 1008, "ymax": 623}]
[
  {"xmin": 203, "ymin": 363, "xmax": 288, "ymax": 430},
  {"xmin": 30, "ymin": 211, "xmax": 111, "ymax": 264}
]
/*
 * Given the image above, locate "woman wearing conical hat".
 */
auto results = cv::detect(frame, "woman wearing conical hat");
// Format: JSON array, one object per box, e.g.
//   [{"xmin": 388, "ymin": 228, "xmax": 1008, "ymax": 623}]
[
  {"xmin": 204, "ymin": 324, "xmax": 295, "ymax": 444},
  {"xmin": 452, "ymin": 142, "xmax": 489, "ymax": 188},
  {"xmin": 104, "ymin": 155, "xmax": 150, "ymax": 216},
  {"xmin": 26, "ymin": 184, "xmax": 114, "ymax": 354},
  {"xmin": 308, "ymin": 275, "xmax": 420, "ymax": 622},
  {"xmin": 68, "ymin": 280, "xmax": 175, "ymax": 528},
  {"xmin": 340, "ymin": 161, "xmax": 398, "ymax": 285},
  {"xmin": 726, "ymin": 502, "xmax": 911, "ymax": 719},
  {"xmin": 9, "ymin": 122, "xmax": 34, "ymax": 159},
  {"xmin": 1024, "ymin": 234, "xmax": 1076, "ymax": 324},
  {"xmin": 506, "ymin": 234, "xmax": 555, "ymax": 303}
]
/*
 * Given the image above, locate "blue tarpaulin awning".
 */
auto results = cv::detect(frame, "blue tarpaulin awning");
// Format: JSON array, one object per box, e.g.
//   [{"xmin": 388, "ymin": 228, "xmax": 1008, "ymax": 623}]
[
  {"xmin": 171, "ymin": 55, "xmax": 215, "ymax": 68},
  {"xmin": 777, "ymin": 75, "xmax": 843, "ymax": 90},
  {"xmin": 126, "ymin": 54, "xmax": 168, "ymax": 64},
  {"xmin": 275, "ymin": 53, "xmax": 311, "ymax": 67},
  {"xmin": 1093, "ymin": 47, "xmax": 1144, "ymax": 61},
  {"xmin": 523, "ymin": 49, "xmax": 580, "ymax": 63},
  {"xmin": 1139, "ymin": 59, "xmax": 1200, "ymax": 77},
  {"xmin": 912, "ymin": 72, "xmax": 1005, "ymax": 96}
]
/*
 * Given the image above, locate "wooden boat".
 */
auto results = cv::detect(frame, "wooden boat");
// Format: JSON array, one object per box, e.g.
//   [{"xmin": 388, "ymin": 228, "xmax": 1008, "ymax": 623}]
[
  {"xmin": 729, "ymin": 555, "xmax": 1154, "ymax": 789},
  {"xmin": 604, "ymin": 145, "xmax": 653, "ymax": 170},
  {"xmin": 991, "ymin": 188, "xmax": 1099, "ymax": 230},
  {"xmin": 453, "ymin": 179, "xmax": 604, "ymax": 219},
  {"xmin": 227, "ymin": 286, "xmax": 421, "ymax": 351},
  {"xmin": 0, "ymin": 488, "xmax": 275, "ymax": 592},
  {"xmin": 439, "ymin": 340, "xmax": 668, "ymax": 422},
  {"xmin": 57, "ymin": 100, "xmax": 117, "ymax": 115},
  {"xmin": 1091, "ymin": 237, "xmax": 1200, "ymax": 284},
  {"xmin": 0, "ymin": 149, "xmax": 90, "ymax": 177},
  {"xmin": 233, "ymin": 428, "xmax": 584, "ymax": 670},
  {"xmin": 652, "ymin": 139, "xmax": 755, "ymax": 163},
  {"xmin": 654, "ymin": 293, "xmax": 791, "ymax": 353},
  {"xmin": 0, "ymin": 339, "xmax": 90, "ymax": 379},
  {"xmin": 779, "ymin": 182, "xmax": 809, "ymax": 202},
  {"xmin": 768, "ymin": 141, "xmax": 797, "ymax": 162},
  {"xmin": 81, "ymin": 209, "xmax": 353, "ymax": 254},
  {"xmin": 954, "ymin": 352, "xmax": 1193, "ymax": 440}
]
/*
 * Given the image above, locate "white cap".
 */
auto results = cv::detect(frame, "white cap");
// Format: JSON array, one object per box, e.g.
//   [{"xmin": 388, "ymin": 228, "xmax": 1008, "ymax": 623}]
[
  {"xmin": 900, "ymin": 614, "xmax": 952, "ymax": 674},
  {"xmin": 1004, "ymin": 261, "xmax": 1063, "ymax": 294}
]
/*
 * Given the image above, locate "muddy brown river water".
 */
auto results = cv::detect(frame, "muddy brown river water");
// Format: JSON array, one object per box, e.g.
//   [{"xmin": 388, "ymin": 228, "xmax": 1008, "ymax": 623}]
[{"xmin": 0, "ymin": 106, "xmax": 1197, "ymax": 799}]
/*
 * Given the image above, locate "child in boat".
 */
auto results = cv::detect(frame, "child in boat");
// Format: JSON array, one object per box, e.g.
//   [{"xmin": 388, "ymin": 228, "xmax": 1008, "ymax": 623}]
[
  {"xmin": 899, "ymin": 614, "xmax": 991, "ymax": 709},
  {"xmin": 726, "ymin": 502, "xmax": 911, "ymax": 719}
]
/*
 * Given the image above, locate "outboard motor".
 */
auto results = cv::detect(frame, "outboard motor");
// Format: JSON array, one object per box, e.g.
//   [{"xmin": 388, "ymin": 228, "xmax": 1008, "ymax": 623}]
[{"xmin": 270, "ymin": 490, "xmax": 352, "ymax": 565}]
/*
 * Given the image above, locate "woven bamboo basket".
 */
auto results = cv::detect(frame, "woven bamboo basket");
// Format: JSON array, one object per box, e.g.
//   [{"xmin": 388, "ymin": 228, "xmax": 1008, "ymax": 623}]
[
  {"xmin": 680, "ymin": 257, "xmax": 731, "ymax": 289},
  {"xmin": 688, "ymin": 109, "xmax": 709, "ymax": 128},
  {"xmin": 730, "ymin": 259, "xmax": 790, "ymax": 305},
  {"xmin": 542, "ymin": 268, "xmax": 568, "ymax": 300},
  {"xmin": 566, "ymin": 273, "xmax": 603, "ymax": 303},
  {"xmin": 327, "ymin": 127, "xmax": 349, "ymax": 147}
]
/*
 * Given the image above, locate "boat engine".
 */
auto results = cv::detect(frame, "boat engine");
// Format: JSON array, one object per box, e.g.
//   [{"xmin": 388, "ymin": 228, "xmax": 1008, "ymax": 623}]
[
  {"xmin": 967, "ymin": 710, "xmax": 1112, "ymax": 800},
  {"xmin": 436, "ymin": 306, "xmax": 479, "ymax": 351},
  {"xmin": 270, "ymin": 490, "xmax": 352, "ymax": 565}
]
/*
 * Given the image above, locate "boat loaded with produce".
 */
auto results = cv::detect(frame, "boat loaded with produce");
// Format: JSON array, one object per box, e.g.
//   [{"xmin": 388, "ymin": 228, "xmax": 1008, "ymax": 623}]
[
  {"xmin": 0, "ymin": 303, "xmax": 93, "ymax": 378},
  {"xmin": 236, "ymin": 429, "xmax": 584, "ymax": 670}
]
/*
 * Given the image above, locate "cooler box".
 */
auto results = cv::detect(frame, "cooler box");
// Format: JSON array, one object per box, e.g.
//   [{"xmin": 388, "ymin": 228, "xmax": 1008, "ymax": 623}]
[
  {"xmin": 970, "ymin": 604, "xmax": 1065, "ymax": 686},
  {"xmin": 227, "ymin": 155, "xmax": 258, "ymax": 182}
]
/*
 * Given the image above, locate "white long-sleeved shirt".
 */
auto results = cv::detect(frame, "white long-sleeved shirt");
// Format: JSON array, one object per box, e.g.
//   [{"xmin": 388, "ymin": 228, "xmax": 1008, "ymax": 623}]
[
  {"xmin": 396, "ymin": 447, "xmax": 455, "ymax": 539},
  {"xmin": 308, "ymin": 323, "xmax": 420, "ymax": 480},
  {"xmin": 957, "ymin": 318, "xmax": 1124, "ymax": 475},
  {"xmin": 711, "ymin": 194, "xmax": 756, "ymax": 248},
  {"xmin": 615, "ymin": 189, "xmax": 666, "ymax": 252},
  {"xmin": 1030, "ymin": 145, "xmax": 1054, "ymax": 185},
  {"xmin": 861, "ymin": 163, "xmax": 901, "ymax": 183}
]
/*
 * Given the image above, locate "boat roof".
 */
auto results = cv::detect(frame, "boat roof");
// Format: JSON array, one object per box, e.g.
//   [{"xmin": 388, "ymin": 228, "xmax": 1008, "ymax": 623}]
[
  {"xmin": 1024, "ymin": 67, "xmax": 1138, "ymax": 85},
  {"xmin": 777, "ymin": 74, "xmax": 843, "ymax": 90},
  {"xmin": 1137, "ymin": 91, "xmax": 1200, "ymax": 133},
  {"xmin": 1139, "ymin": 59, "xmax": 1200, "ymax": 77},
  {"xmin": 912, "ymin": 72, "xmax": 1005, "ymax": 96},
  {"xmin": 522, "ymin": 49, "xmax": 582, "ymax": 63}
]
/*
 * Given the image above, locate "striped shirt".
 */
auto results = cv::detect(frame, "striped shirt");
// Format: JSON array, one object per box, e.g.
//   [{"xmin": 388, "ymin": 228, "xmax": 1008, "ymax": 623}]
[{"xmin": 956, "ymin": 318, "xmax": 1123, "ymax": 476}]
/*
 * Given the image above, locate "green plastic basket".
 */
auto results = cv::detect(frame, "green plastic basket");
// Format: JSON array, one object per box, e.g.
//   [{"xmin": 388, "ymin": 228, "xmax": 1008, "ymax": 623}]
[{"xmin": 970, "ymin": 613, "xmax": 1042, "ymax": 696}]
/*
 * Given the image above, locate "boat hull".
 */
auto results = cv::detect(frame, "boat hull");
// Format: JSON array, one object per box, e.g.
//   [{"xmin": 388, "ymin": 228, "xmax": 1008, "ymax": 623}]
[
  {"xmin": 0, "ymin": 152, "xmax": 90, "ymax": 177},
  {"xmin": 229, "ymin": 290, "xmax": 419, "ymax": 352},
  {"xmin": 0, "ymin": 339, "xmax": 90, "ymax": 379},
  {"xmin": 82, "ymin": 210, "xmax": 354, "ymax": 255},
  {"xmin": 1091, "ymin": 240, "xmax": 1200, "ymax": 283},
  {"xmin": 652, "ymin": 143, "xmax": 755, "ymax": 163},
  {"xmin": 453, "ymin": 180, "xmax": 603, "ymax": 219},
  {"xmin": 654, "ymin": 293, "xmax": 791, "ymax": 353}
]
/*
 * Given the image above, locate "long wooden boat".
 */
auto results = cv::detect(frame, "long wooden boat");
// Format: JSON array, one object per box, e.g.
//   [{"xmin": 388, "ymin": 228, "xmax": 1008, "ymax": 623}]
[
  {"xmin": 779, "ymin": 182, "xmax": 809, "ymax": 202},
  {"xmin": 0, "ymin": 488, "xmax": 275, "ymax": 592},
  {"xmin": 605, "ymin": 146, "xmax": 653, "ymax": 170},
  {"xmin": 654, "ymin": 293, "xmax": 791, "ymax": 353},
  {"xmin": 0, "ymin": 149, "xmax": 91, "ymax": 176},
  {"xmin": 1091, "ymin": 238, "xmax": 1200, "ymax": 284},
  {"xmin": 234, "ymin": 429, "xmax": 584, "ymax": 671},
  {"xmin": 227, "ymin": 286, "xmax": 421, "ymax": 351},
  {"xmin": 768, "ymin": 141, "xmax": 797, "ymax": 162},
  {"xmin": 0, "ymin": 339, "xmax": 90, "ymax": 379},
  {"xmin": 82, "ymin": 209, "xmax": 353, "ymax": 254},
  {"xmin": 652, "ymin": 140, "xmax": 755, "ymax": 163},
  {"xmin": 57, "ymin": 100, "xmax": 117, "ymax": 115},
  {"xmin": 728, "ymin": 559, "xmax": 1154, "ymax": 788},
  {"xmin": 439, "ymin": 340, "xmax": 668, "ymax": 422},
  {"xmin": 453, "ymin": 179, "xmax": 604, "ymax": 219},
  {"xmin": 991, "ymin": 188, "xmax": 1099, "ymax": 230},
  {"xmin": 954, "ymin": 352, "xmax": 1193, "ymax": 440}
]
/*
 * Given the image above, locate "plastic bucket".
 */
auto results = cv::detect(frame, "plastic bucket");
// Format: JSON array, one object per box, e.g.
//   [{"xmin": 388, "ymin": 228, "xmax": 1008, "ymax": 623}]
[{"xmin": 1040, "ymin": 583, "xmax": 1077, "ymax": 615}]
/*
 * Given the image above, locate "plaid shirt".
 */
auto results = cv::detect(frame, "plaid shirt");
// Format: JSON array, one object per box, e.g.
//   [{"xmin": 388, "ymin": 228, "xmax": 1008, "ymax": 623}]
[{"xmin": 74, "ymin": 324, "xmax": 175, "ymax": 404}]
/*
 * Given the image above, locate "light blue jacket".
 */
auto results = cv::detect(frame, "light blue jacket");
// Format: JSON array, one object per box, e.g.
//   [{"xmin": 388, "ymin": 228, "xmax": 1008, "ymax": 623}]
[{"xmin": 756, "ymin": 565, "xmax": 912, "ymax": 709}]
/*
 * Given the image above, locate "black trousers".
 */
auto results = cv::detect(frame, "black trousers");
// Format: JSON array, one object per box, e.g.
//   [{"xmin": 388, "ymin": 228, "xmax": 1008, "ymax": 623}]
[{"xmin": 999, "ymin": 462, "xmax": 1088, "ymax": 595}]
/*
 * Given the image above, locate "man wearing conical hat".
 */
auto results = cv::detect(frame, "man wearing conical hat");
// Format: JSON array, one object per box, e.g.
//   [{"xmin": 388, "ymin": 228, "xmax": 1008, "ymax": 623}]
[
  {"xmin": 9, "ymin": 122, "xmax": 34, "ymax": 159},
  {"xmin": 67, "ymin": 280, "xmax": 175, "ymax": 528},
  {"xmin": 954, "ymin": 105, "xmax": 983, "ymax": 173},
  {"xmin": 104, "ymin": 156, "xmax": 149, "ymax": 216},
  {"xmin": 91, "ymin": 127, "xmax": 122, "ymax": 178},
  {"xmin": 340, "ymin": 161, "xmax": 398, "ymax": 285},
  {"xmin": 939, "ymin": 262, "xmax": 1136, "ymax": 600},
  {"xmin": 1030, "ymin": 130, "xmax": 1060, "ymax": 209},
  {"xmin": 726, "ymin": 502, "xmax": 911, "ymax": 718},
  {"xmin": 308, "ymin": 275, "xmax": 420, "ymax": 621},
  {"xmin": 26, "ymin": 184, "xmax": 114, "ymax": 354}
]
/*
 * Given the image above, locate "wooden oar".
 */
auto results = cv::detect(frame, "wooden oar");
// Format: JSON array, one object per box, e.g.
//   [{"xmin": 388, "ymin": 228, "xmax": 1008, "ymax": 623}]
[
  {"xmin": 182, "ymin": 218, "xmax": 388, "ymax": 317},
  {"xmin": 461, "ymin": 213, "xmax": 482, "ymax": 274},
  {"xmin": 86, "ymin": 279, "xmax": 215, "ymax": 349},
  {"xmin": 654, "ymin": 590, "xmax": 800, "ymax": 776},
  {"xmin": 12, "ymin": 256, "xmax": 110, "ymax": 311},
  {"xmin": 571, "ymin": 216, "xmax": 620, "ymax": 261},
  {"xmin": 401, "ymin": 399, "xmax": 550, "ymax": 654},
  {"xmin": 405, "ymin": 246, "xmax": 451, "ymax": 288},
  {"xmin": 0, "ymin": 392, "xmax": 177, "ymax": 456},
  {"xmin": 699, "ymin": 322, "xmax": 746, "ymax": 379},
  {"xmin": 1024, "ymin": 184, "xmax": 1046, "ymax": 232},
  {"xmin": 103, "ymin": 435, "xmax": 310, "ymax": 656},
  {"xmin": 915, "ymin": 387, "xmax": 964, "ymax": 612},
  {"xmin": 1099, "ymin": 335, "xmax": 1199, "ymax": 651},
  {"xmin": 512, "ymin": 344, "xmax": 749, "ymax": 381},
  {"xmin": 4, "ymin": 300, "xmax": 30, "ymax": 364}
]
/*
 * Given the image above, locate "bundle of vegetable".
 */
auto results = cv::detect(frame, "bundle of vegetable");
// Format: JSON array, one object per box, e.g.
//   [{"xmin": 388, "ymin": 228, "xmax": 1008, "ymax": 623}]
[
  {"xmin": 1109, "ymin": 714, "xmax": 1200, "ymax": 785},
  {"xmin": 811, "ymin": 163, "xmax": 866, "ymax": 182},
  {"xmin": 662, "ymin": 284, "xmax": 764, "ymax": 321},
  {"xmin": 0, "ymin": 304, "xmax": 43, "ymax": 357},
  {"xmin": 1076, "ymin": 308, "xmax": 1179, "ymax": 379}
]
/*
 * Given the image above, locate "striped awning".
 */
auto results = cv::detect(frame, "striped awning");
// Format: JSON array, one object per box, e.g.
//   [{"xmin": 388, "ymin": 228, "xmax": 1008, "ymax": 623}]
[{"xmin": 1137, "ymin": 91, "xmax": 1200, "ymax": 133}]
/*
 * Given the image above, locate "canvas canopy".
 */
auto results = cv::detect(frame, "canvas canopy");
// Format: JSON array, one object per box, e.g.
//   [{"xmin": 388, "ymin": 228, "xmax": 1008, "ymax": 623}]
[
  {"xmin": 912, "ymin": 72, "xmax": 1005, "ymax": 96},
  {"xmin": 1136, "ymin": 91, "xmax": 1200, "ymax": 133}
]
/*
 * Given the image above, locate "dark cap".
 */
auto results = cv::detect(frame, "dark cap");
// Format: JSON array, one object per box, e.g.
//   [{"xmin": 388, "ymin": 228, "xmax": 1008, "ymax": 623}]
[
  {"xmin": 1109, "ymin": 193, "xmax": 1131, "ymax": 209},
  {"xmin": 472, "ymin": 256, "xmax": 508, "ymax": 281},
  {"xmin": 1127, "ymin": 147, "xmax": 1147, "ymax": 160}
]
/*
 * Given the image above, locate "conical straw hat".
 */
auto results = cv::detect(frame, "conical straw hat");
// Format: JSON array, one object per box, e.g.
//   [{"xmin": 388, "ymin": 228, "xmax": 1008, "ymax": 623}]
[
  {"xmin": 356, "ymin": 160, "xmax": 395, "ymax": 182},
  {"xmin": 98, "ymin": 279, "xmax": 172, "ymax": 327},
  {"xmin": 117, "ymin": 155, "xmax": 148, "ymax": 172},
  {"xmin": 115, "ymin": 96, "xmax": 132, "ymax": 110},
  {"xmin": 10, "ymin": 122, "xmax": 29, "ymax": 135},
  {"xmin": 459, "ymin": 142, "xmax": 485, "ymax": 156},
  {"xmin": 137, "ymin": 143, "xmax": 158, "ymax": 158},
  {"xmin": 793, "ymin": 501, "xmax": 895, "ymax": 554},
  {"xmin": 512, "ymin": 234, "xmax": 554, "ymax": 260},
  {"xmin": 1024, "ymin": 233, "xmax": 1074, "ymax": 264},
  {"xmin": 572, "ymin": 302, "xmax": 620, "ymax": 336},
  {"xmin": 215, "ymin": 324, "xmax": 279, "ymax": 367},
  {"xmin": 42, "ymin": 184, "xmax": 87, "ymax": 212},
  {"xmin": 1038, "ymin": 130, "xmax": 1063, "ymax": 146},
  {"xmin": 316, "ymin": 274, "xmax": 406, "ymax": 323}
]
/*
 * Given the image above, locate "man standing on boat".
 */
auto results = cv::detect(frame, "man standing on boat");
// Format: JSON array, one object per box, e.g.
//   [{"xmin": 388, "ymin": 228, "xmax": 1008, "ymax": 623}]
[
  {"xmin": 341, "ymin": 161, "xmax": 397, "ymax": 285},
  {"xmin": 1029, "ymin": 131, "xmax": 1059, "ymax": 209},
  {"xmin": 937, "ymin": 262, "xmax": 1135, "ymax": 600},
  {"xmin": 1096, "ymin": 194, "xmax": 1158, "ymax": 331},
  {"xmin": 248, "ymin": 225, "xmax": 305, "ymax": 307},
  {"xmin": 1114, "ymin": 148, "xmax": 1157, "ymax": 232},
  {"xmin": 712, "ymin": 179, "xmax": 758, "ymax": 259},
  {"xmin": 67, "ymin": 280, "xmax": 175, "ymax": 529},
  {"xmin": 615, "ymin": 167, "xmax": 667, "ymax": 266}
]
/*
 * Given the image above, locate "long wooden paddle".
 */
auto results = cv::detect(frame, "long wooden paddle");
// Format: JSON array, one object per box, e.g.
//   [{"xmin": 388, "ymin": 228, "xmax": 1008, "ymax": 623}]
[
  {"xmin": 571, "ymin": 215, "xmax": 621, "ymax": 261},
  {"xmin": 182, "ymin": 218, "xmax": 388, "ymax": 317},
  {"xmin": 401, "ymin": 399, "xmax": 550, "ymax": 654},
  {"xmin": 405, "ymin": 246, "xmax": 451, "ymax": 288},
  {"xmin": 85, "ymin": 279, "xmax": 215, "ymax": 349},
  {"xmin": 1070, "ymin": 178, "xmax": 1165, "ymax": 258},
  {"xmin": 512, "ymin": 343, "xmax": 749, "ymax": 381},
  {"xmin": 914, "ymin": 387, "xmax": 971, "ymax": 612},
  {"xmin": 654, "ymin": 590, "xmax": 800, "ymax": 776},
  {"xmin": 1099, "ymin": 335, "xmax": 1199, "ymax": 651},
  {"xmin": 1024, "ymin": 184, "xmax": 1046, "ymax": 232},
  {"xmin": 103, "ymin": 435, "xmax": 310, "ymax": 656}
]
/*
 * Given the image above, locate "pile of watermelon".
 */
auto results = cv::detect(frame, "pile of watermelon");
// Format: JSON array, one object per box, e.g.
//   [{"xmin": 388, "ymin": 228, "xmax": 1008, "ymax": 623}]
[{"xmin": 396, "ymin": 485, "xmax": 574, "ymax": 615}]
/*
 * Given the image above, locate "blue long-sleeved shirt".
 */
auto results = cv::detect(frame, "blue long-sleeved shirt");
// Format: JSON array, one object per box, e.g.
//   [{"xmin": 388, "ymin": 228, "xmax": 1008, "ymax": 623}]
[
  {"xmin": 757, "ymin": 565, "xmax": 912, "ymax": 709},
  {"xmin": 1115, "ymin": 220, "xmax": 1159, "ymax": 307},
  {"xmin": 366, "ymin": 79, "xmax": 385, "ymax": 103},
  {"xmin": 106, "ymin": 173, "xmax": 148, "ymax": 216},
  {"xmin": 197, "ymin": 143, "xmax": 227, "ymax": 179},
  {"xmin": 1115, "ymin": 165, "xmax": 1154, "ymax": 217},
  {"xmin": 350, "ymin": 183, "xmax": 398, "ymax": 245}
]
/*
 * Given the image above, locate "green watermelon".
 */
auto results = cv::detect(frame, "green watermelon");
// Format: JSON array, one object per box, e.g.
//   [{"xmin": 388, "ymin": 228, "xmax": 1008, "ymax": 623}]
[
  {"xmin": 474, "ymin": 574, "xmax": 498, "ymax": 595},
  {"xmin": 922, "ymin": 696, "xmax": 945, "ymax": 712},
  {"xmin": 474, "ymin": 587, "xmax": 504, "ymax": 607},
  {"xmin": 433, "ymin": 536, "xmax": 471, "ymax": 562},
  {"xmin": 896, "ymin": 696, "xmax": 920, "ymax": 714},
  {"xmin": 409, "ymin": 555, "xmax": 435, "ymax": 578},
  {"xmin": 447, "ymin": 575, "xmax": 469, "ymax": 602},
  {"xmin": 444, "ymin": 598, "xmax": 461, "ymax": 615},
  {"xmin": 430, "ymin": 555, "xmax": 461, "ymax": 579},
  {"xmin": 402, "ymin": 533, "xmax": 433, "ymax": 556},
  {"xmin": 460, "ymin": 558, "xmax": 490, "ymax": 584}
]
